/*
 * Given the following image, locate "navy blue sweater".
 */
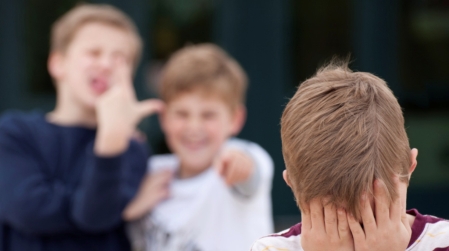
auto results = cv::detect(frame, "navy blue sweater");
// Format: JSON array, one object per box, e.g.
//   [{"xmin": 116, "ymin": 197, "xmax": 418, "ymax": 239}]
[{"xmin": 0, "ymin": 111, "xmax": 148, "ymax": 251}]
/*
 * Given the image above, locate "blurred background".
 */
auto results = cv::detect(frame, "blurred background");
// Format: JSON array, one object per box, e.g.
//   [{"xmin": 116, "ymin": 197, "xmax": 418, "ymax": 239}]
[{"xmin": 1, "ymin": 0, "xmax": 449, "ymax": 230}]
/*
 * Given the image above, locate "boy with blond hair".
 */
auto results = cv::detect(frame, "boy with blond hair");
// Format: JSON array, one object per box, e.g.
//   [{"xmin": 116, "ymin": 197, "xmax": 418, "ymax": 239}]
[
  {"xmin": 124, "ymin": 44, "xmax": 274, "ymax": 251},
  {"xmin": 0, "ymin": 4, "xmax": 161, "ymax": 251},
  {"xmin": 251, "ymin": 61, "xmax": 449, "ymax": 251}
]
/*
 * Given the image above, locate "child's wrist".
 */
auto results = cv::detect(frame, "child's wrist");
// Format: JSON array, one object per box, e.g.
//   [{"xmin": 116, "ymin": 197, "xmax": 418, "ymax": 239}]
[{"xmin": 94, "ymin": 128, "xmax": 130, "ymax": 156}]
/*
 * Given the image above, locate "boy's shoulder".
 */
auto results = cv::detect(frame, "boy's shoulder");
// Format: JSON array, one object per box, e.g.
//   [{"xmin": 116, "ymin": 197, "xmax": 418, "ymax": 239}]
[
  {"xmin": 0, "ymin": 110, "xmax": 44, "ymax": 137},
  {"xmin": 407, "ymin": 209, "xmax": 449, "ymax": 250},
  {"xmin": 0, "ymin": 110, "xmax": 43, "ymax": 127},
  {"xmin": 251, "ymin": 223, "xmax": 303, "ymax": 251}
]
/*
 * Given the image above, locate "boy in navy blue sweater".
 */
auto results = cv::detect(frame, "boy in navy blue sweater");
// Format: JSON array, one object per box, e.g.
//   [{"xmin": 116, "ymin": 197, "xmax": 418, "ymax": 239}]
[{"xmin": 0, "ymin": 4, "xmax": 164, "ymax": 251}]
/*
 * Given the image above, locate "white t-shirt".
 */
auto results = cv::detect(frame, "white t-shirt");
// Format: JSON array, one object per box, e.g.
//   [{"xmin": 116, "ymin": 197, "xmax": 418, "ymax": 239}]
[
  {"xmin": 130, "ymin": 138, "xmax": 274, "ymax": 251},
  {"xmin": 250, "ymin": 209, "xmax": 449, "ymax": 251}
]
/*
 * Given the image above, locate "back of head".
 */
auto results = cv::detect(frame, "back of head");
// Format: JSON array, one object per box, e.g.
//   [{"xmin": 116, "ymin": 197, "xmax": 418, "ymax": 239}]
[
  {"xmin": 159, "ymin": 43, "xmax": 248, "ymax": 109},
  {"xmin": 51, "ymin": 3, "xmax": 142, "ymax": 67},
  {"xmin": 281, "ymin": 60, "xmax": 410, "ymax": 220}
]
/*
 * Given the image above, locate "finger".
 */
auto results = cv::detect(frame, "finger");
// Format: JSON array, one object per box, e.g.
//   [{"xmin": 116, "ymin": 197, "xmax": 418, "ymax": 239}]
[
  {"xmin": 324, "ymin": 201, "xmax": 338, "ymax": 237},
  {"xmin": 301, "ymin": 204, "xmax": 312, "ymax": 230},
  {"xmin": 225, "ymin": 159, "xmax": 239, "ymax": 185},
  {"xmin": 238, "ymin": 152, "xmax": 254, "ymax": 179},
  {"xmin": 131, "ymin": 129, "xmax": 147, "ymax": 142},
  {"xmin": 360, "ymin": 192, "xmax": 377, "ymax": 233},
  {"xmin": 309, "ymin": 198, "xmax": 325, "ymax": 232},
  {"xmin": 113, "ymin": 59, "xmax": 133, "ymax": 88},
  {"xmin": 136, "ymin": 99, "xmax": 165, "ymax": 119},
  {"xmin": 401, "ymin": 205, "xmax": 412, "ymax": 235},
  {"xmin": 150, "ymin": 170, "xmax": 173, "ymax": 187},
  {"xmin": 159, "ymin": 170, "xmax": 174, "ymax": 183},
  {"xmin": 232, "ymin": 162, "xmax": 247, "ymax": 184},
  {"xmin": 389, "ymin": 175, "xmax": 402, "ymax": 222},
  {"xmin": 347, "ymin": 213, "xmax": 366, "ymax": 242},
  {"xmin": 337, "ymin": 208, "xmax": 350, "ymax": 240},
  {"xmin": 214, "ymin": 152, "xmax": 228, "ymax": 177},
  {"xmin": 373, "ymin": 179, "xmax": 390, "ymax": 225}
]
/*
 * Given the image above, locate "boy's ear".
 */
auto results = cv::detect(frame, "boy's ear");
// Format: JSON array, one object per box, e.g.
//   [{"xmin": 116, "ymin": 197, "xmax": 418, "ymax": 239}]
[
  {"xmin": 48, "ymin": 52, "xmax": 64, "ymax": 81},
  {"xmin": 230, "ymin": 105, "xmax": 246, "ymax": 135},
  {"xmin": 409, "ymin": 148, "xmax": 418, "ymax": 176},
  {"xmin": 283, "ymin": 170, "xmax": 292, "ymax": 188}
]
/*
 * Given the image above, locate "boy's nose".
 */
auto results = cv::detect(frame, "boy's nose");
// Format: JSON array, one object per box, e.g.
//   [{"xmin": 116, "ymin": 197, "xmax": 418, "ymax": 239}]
[
  {"xmin": 98, "ymin": 55, "xmax": 114, "ymax": 72},
  {"xmin": 186, "ymin": 117, "xmax": 203, "ymax": 132}
]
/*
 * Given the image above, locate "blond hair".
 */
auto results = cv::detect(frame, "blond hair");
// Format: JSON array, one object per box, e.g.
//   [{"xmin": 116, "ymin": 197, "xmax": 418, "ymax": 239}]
[
  {"xmin": 51, "ymin": 3, "xmax": 142, "ymax": 67},
  {"xmin": 159, "ymin": 43, "xmax": 248, "ymax": 109},
  {"xmin": 281, "ymin": 60, "xmax": 410, "ymax": 220}
]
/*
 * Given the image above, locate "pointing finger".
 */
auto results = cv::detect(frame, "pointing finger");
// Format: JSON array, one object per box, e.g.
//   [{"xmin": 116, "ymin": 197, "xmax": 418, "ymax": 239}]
[
  {"xmin": 310, "ymin": 198, "xmax": 325, "ymax": 232},
  {"xmin": 337, "ymin": 208, "xmax": 350, "ymax": 240},
  {"xmin": 390, "ymin": 175, "xmax": 402, "ymax": 222},
  {"xmin": 136, "ymin": 99, "xmax": 165, "ymax": 119},
  {"xmin": 374, "ymin": 179, "xmax": 390, "ymax": 226}
]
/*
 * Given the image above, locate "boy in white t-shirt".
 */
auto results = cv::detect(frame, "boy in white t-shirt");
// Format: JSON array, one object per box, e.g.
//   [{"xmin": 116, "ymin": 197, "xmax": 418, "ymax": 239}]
[{"xmin": 123, "ymin": 44, "xmax": 274, "ymax": 251}]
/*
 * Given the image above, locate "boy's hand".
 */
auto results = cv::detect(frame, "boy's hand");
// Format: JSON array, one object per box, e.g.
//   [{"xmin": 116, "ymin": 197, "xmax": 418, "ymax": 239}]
[
  {"xmin": 122, "ymin": 170, "xmax": 172, "ymax": 221},
  {"xmin": 301, "ymin": 199, "xmax": 354, "ymax": 251},
  {"xmin": 347, "ymin": 177, "xmax": 411, "ymax": 251},
  {"xmin": 214, "ymin": 149, "xmax": 254, "ymax": 186},
  {"xmin": 94, "ymin": 62, "xmax": 164, "ymax": 156}
]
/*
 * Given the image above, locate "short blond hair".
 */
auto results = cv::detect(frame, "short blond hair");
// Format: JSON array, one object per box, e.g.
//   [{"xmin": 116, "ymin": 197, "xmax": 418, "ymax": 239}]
[
  {"xmin": 281, "ymin": 61, "xmax": 410, "ymax": 220},
  {"xmin": 51, "ymin": 3, "xmax": 142, "ymax": 67},
  {"xmin": 159, "ymin": 43, "xmax": 248, "ymax": 109}
]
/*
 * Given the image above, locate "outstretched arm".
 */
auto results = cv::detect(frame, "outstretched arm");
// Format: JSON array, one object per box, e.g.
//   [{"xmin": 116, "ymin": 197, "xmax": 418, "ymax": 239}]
[{"xmin": 214, "ymin": 139, "xmax": 273, "ymax": 198}]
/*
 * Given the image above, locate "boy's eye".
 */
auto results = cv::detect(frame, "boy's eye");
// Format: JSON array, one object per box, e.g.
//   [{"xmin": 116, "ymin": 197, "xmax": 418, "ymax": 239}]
[
  {"xmin": 202, "ymin": 112, "xmax": 216, "ymax": 120},
  {"xmin": 88, "ymin": 49, "xmax": 101, "ymax": 57},
  {"xmin": 112, "ymin": 52, "xmax": 129, "ymax": 64},
  {"xmin": 175, "ymin": 110, "xmax": 188, "ymax": 118}
]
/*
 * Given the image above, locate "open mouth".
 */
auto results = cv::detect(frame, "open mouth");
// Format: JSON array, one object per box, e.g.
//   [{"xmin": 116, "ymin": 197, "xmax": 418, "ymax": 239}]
[
  {"xmin": 182, "ymin": 139, "xmax": 208, "ymax": 151},
  {"xmin": 90, "ymin": 77, "xmax": 109, "ymax": 95}
]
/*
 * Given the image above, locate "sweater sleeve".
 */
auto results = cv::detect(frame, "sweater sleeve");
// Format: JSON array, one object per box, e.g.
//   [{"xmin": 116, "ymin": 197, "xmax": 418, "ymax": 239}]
[
  {"xmin": 71, "ymin": 153, "xmax": 124, "ymax": 232},
  {"xmin": 72, "ymin": 142, "xmax": 147, "ymax": 233},
  {"xmin": 0, "ymin": 114, "xmax": 147, "ymax": 235}
]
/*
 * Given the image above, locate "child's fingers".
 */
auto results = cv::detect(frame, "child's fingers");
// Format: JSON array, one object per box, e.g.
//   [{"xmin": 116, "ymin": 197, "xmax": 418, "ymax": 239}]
[
  {"xmin": 347, "ymin": 213, "xmax": 365, "ymax": 242},
  {"xmin": 324, "ymin": 201, "xmax": 338, "ymax": 237},
  {"xmin": 231, "ymin": 152, "xmax": 252, "ymax": 182},
  {"xmin": 337, "ymin": 208, "xmax": 350, "ymax": 240},
  {"xmin": 147, "ymin": 170, "xmax": 172, "ymax": 189},
  {"xmin": 301, "ymin": 204, "xmax": 312, "ymax": 230},
  {"xmin": 401, "ymin": 207, "xmax": 411, "ymax": 235},
  {"xmin": 225, "ymin": 160, "xmax": 239, "ymax": 185},
  {"xmin": 373, "ymin": 179, "xmax": 390, "ymax": 226},
  {"xmin": 159, "ymin": 170, "xmax": 174, "ymax": 183},
  {"xmin": 309, "ymin": 198, "xmax": 325, "ymax": 231},
  {"xmin": 214, "ymin": 152, "xmax": 228, "ymax": 177},
  {"xmin": 135, "ymin": 99, "xmax": 164, "ymax": 120},
  {"xmin": 113, "ymin": 59, "xmax": 133, "ymax": 87},
  {"xmin": 389, "ymin": 175, "xmax": 402, "ymax": 222},
  {"xmin": 360, "ymin": 192, "xmax": 377, "ymax": 234}
]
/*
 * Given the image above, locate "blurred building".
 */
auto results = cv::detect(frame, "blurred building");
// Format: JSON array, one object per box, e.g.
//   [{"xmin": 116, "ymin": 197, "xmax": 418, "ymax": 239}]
[{"xmin": 1, "ymin": 0, "xmax": 449, "ymax": 228}]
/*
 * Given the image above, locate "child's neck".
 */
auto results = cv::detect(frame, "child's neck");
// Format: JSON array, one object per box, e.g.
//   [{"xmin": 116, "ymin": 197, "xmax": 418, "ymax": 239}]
[{"xmin": 48, "ymin": 101, "xmax": 97, "ymax": 128}]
